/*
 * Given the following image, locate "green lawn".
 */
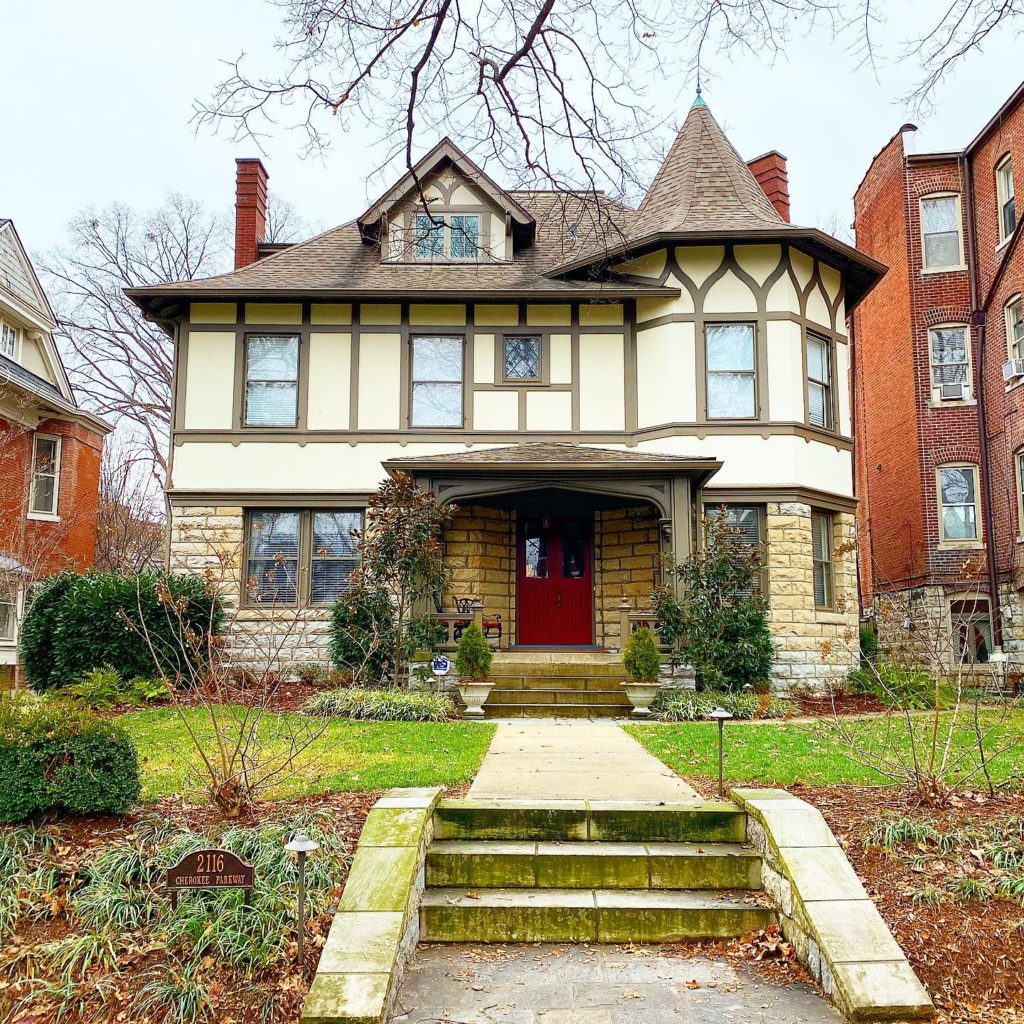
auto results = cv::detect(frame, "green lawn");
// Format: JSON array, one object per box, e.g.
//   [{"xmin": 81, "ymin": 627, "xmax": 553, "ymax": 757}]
[
  {"xmin": 625, "ymin": 710, "xmax": 1024, "ymax": 788},
  {"xmin": 122, "ymin": 707, "xmax": 496, "ymax": 802}
]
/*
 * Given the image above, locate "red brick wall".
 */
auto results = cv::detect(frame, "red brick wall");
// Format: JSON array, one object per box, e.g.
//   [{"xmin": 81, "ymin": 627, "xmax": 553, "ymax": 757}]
[{"xmin": 0, "ymin": 415, "xmax": 104, "ymax": 577}]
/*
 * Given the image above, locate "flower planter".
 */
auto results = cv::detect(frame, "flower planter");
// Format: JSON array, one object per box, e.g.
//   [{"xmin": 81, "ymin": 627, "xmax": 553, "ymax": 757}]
[
  {"xmin": 622, "ymin": 680, "xmax": 661, "ymax": 717},
  {"xmin": 457, "ymin": 680, "xmax": 494, "ymax": 717}
]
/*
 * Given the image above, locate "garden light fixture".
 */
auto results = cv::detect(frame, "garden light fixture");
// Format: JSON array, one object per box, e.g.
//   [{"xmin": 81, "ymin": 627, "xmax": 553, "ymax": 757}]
[
  {"xmin": 285, "ymin": 832, "xmax": 320, "ymax": 964},
  {"xmin": 708, "ymin": 707, "xmax": 734, "ymax": 798}
]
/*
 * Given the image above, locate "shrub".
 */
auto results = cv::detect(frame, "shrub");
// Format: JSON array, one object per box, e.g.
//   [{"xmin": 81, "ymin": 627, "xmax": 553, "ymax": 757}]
[
  {"xmin": 0, "ymin": 698, "xmax": 141, "ymax": 822},
  {"xmin": 859, "ymin": 623, "xmax": 879, "ymax": 663},
  {"xmin": 20, "ymin": 571, "xmax": 223, "ymax": 692},
  {"xmin": 303, "ymin": 687, "xmax": 455, "ymax": 721},
  {"xmin": 651, "ymin": 689, "xmax": 794, "ymax": 722},
  {"xmin": 455, "ymin": 624, "xmax": 492, "ymax": 681},
  {"xmin": 63, "ymin": 665, "xmax": 124, "ymax": 709},
  {"xmin": 623, "ymin": 627, "xmax": 661, "ymax": 682},
  {"xmin": 847, "ymin": 661, "xmax": 950, "ymax": 709},
  {"xmin": 329, "ymin": 585, "xmax": 397, "ymax": 685}
]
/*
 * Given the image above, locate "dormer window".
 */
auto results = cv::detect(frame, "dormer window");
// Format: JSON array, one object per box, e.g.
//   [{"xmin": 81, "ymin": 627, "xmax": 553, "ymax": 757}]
[
  {"xmin": 0, "ymin": 320, "xmax": 19, "ymax": 359},
  {"xmin": 413, "ymin": 213, "xmax": 481, "ymax": 261}
]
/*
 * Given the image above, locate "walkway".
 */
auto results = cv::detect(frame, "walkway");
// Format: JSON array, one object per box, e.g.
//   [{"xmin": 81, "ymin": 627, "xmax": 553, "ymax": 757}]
[
  {"xmin": 468, "ymin": 720, "xmax": 699, "ymax": 802},
  {"xmin": 391, "ymin": 943, "xmax": 842, "ymax": 1024}
]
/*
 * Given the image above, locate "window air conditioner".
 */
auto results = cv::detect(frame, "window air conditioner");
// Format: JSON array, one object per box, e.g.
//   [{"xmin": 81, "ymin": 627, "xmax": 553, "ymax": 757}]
[
  {"xmin": 938, "ymin": 382, "xmax": 969, "ymax": 401},
  {"xmin": 1003, "ymin": 358, "xmax": 1024, "ymax": 382}
]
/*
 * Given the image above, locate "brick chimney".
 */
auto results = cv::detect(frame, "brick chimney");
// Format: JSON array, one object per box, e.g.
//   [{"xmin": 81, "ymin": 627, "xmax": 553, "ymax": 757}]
[
  {"xmin": 746, "ymin": 150, "xmax": 790, "ymax": 223},
  {"xmin": 234, "ymin": 158, "xmax": 269, "ymax": 269}
]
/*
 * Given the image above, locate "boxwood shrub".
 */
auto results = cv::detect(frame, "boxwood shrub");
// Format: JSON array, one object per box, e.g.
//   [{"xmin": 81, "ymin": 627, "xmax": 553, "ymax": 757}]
[
  {"xmin": 304, "ymin": 687, "xmax": 456, "ymax": 722},
  {"xmin": 20, "ymin": 571, "xmax": 223, "ymax": 691},
  {"xmin": 0, "ymin": 698, "xmax": 141, "ymax": 822}
]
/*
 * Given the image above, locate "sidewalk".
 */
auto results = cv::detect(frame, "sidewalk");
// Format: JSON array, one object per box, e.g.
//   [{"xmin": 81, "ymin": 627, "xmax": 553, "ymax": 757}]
[{"xmin": 468, "ymin": 720, "xmax": 699, "ymax": 802}]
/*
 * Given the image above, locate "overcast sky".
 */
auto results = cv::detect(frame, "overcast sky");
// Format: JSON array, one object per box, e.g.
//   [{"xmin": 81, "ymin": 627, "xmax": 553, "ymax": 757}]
[{"xmin": 4, "ymin": 1, "xmax": 1021, "ymax": 261}]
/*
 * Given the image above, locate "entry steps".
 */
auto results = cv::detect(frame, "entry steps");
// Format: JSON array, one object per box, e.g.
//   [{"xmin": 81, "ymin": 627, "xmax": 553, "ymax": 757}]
[
  {"xmin": 420, "ymin": 799, "xmax": 773, "ymax": 943},
  {"xmin": 485, "ymin": 656, "xmax": 632, "ymax": 719}
]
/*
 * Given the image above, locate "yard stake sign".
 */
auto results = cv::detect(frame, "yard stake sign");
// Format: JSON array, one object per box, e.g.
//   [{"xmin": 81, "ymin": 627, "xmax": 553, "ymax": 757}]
[{"xmin": 166, "ymin": 849, "xmax": 254, "ymax": 909}]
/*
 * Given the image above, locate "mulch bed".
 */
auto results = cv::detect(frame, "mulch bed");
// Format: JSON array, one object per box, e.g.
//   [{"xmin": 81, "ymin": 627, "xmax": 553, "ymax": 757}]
[{"xmin": 792, "ymin": 693, "xmax": 889, "ymax": 717}]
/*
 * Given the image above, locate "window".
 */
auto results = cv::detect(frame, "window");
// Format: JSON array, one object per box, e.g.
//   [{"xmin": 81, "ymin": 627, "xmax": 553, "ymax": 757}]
[
  {"xmin": 704, "ymin": 503, "xmax": 766, "ymax": 595},
  {"xmin": 503, "ymin": 335, "xmax": 541, "ymax": 382},
  {"xmin": 411, "ymin": 336, "xmax": 463, "ymax": 427},
  {"xmin": 920, "ymin": 195, "xmax": 963, "ymax": 270},
  {"xmin": 929, "ymin": 325, "xmax": 970, "ymax": 390},
  {"xmin": 938, "ymin": 465, "xmax": 980, "ymax": 543},
  {"xmin": 997, "ymin": 156, "xmax": 1016, "ymax": 243},
  {"xmin": 413, "ymin": 213, "xmax": 481, "ymax": 260},
  {"xmin": 29, "ymin": 435, "xmax": 60, "ymax": 516},
  {"xmin": 1007, "ymin": 296, "xmax": 1024, "ymax": 360},
  {"xmin": 806, "ymin": 333, "xmax": 832, "ymax": 428},
  {"xmin": 245, "ymin": 509, "xmax": 363, "ymax": 606},
  {"xmin": 706, "ymin": 323, "xmax": 756, "ymax": 419},
  {"xmin": 811, "ymin": 511, "xmax": 834, "ymax": 609},
  {"xmin": 0, "ymin": 590, "xmax": 15, "ymax": 642},
  {"xmin": 1017, "ymin": 449, "xmax": 1024, "ymax": 537},
  {"xmin": 0, "ymin": 320, "xmax": 18, "ymax": 359},
  {"xmin": 245, "ymin": 335, "xmax": 299, "ymax": 427},
  {"xmin": 950, "ymin": 598, "xmax": 992, "ymax": 665}
]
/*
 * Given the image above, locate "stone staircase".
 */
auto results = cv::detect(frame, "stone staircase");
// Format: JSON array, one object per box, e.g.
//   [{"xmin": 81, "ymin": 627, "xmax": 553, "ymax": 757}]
[
  {"xmin": 420, "ymin": 799, "xmax": 773, "ymax": 942},
  {"xmin": 485, "ymin": 653, "xmax": 632, "ymax": 719}
]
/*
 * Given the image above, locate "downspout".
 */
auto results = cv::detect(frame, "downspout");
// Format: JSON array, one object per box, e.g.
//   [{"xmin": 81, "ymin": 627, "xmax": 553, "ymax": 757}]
[{"xmin": 962, "ymin": 154, "xmax": 1004, "ymax": 648}]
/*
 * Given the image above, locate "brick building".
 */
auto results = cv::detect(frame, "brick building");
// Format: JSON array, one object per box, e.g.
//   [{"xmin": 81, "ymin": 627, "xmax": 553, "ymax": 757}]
[
  {"xmin": 0, "ymin": 219, "xmax": 111, "ymax": 685},
  {"xmin": 853, "ymin": 82, "xmax": 1024, "ymax": 672}
]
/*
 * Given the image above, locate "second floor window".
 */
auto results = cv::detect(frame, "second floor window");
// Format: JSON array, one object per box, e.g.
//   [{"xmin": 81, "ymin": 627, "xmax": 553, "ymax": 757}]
[
  {"xmin": 929, "ymin": 325, "xmax": 970, "ymax": 387},
  {"xmin": 706, "ymin": 323, "xmax": 756, "ymax": 419},
  {"xmin": 245, "ymin": 335, "xmax": 299, "ymax": 427},
  {"xmin": 503, "ymin": 336, "xmax": 541, "ymax": 381},
  {"xmin": 1007, "ymin": 296, "xmax": 1024, "ymax": 360},
  {"xmin": 938, "ymin": 465, "xmax": 980, "ymax": 543},
  {"xmin": 411, "ymin": 335, "xmax": 463, "ymax": 427},
  {"xmin": 997, "ymin": 156, "xmax": 1016, "ymax": 243},
  {"xmin": 0, "ymin": 321, "xmax": 18, "ymax": 358},
  {"xmin": 921, "ymin": 195, "xmax": 962, "ymax": 270},
  {"xmin": 806, "ymin": 333, "xmax": 832, "ymax": 429},
  {"xmin": 414, "ymin": 213, "xmax": 481, "ymax": 260},
  {"xmin": 29, "ymin": 435, "xmax": 60, "ymax": 516}
]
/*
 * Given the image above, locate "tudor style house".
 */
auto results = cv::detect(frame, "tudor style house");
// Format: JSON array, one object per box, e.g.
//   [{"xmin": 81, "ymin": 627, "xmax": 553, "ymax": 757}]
[
  {"xmin": 0, "ymin": 219, "xmax": 111, "ymax": 686},
  {"xmin": 853, "ymin": 81, "xmax": 1024, "ymax": 673},
  {"xmin": 129, "ymin": 98, "xmax": 884, "ymax": 696}
]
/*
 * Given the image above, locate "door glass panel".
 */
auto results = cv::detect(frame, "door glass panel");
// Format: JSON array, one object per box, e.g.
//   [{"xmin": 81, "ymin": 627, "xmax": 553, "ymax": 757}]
[
  {"xmin": 523, "ymin": 521, "xmax": 548, "ymax": 578},
  {"xmin": 560, "ymin": 521, "xmax": 586, "ymax": 578}
]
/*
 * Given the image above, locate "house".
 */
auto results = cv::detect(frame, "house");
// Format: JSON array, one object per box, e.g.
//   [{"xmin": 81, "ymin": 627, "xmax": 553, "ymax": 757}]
[
  {"xmin": 128, "ymin": 97, "xmax": 884, "ymax": 697},
  {"xmin": 853, "ymin": 81, "xmax": 1024, "ymax": 674},
  {"xmin": 0, "ymin": 219, "xmax": 111, "ymax": 686}
]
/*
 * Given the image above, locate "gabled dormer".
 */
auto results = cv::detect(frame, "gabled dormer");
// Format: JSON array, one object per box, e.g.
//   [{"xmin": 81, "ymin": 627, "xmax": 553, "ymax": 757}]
[{"xmin": 357, "ymin": 138, "xmax": 535, "ymax": 264}]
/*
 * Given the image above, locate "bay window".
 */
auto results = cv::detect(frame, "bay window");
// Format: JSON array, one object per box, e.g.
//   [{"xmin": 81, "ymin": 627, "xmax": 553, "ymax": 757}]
[
  {"xmin": 706, "ymin": 323, "xmax": 756, "ymax": 419},
  {"xmin": 811, "ymin": 511, "xmax": 834, "ymax": 609},
  {"xmin": 806, "ymin": 332, "xmax": 833, "ymax": 428}
]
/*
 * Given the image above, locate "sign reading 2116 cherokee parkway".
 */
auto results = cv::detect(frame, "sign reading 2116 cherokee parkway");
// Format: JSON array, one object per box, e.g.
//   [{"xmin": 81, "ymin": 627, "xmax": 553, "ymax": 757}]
[{"xmin": 167, "ymin": 849, "xmax": 254, "ymax": 909}]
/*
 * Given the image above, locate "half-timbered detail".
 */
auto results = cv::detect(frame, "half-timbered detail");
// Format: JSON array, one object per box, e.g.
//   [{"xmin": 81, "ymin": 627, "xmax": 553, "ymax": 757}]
[{"xmin": 133, "ymin": 97, "xmax": 884, "ymax": 693}]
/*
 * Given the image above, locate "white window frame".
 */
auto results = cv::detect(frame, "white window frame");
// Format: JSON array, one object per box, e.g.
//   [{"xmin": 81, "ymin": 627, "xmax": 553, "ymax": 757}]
[
  {"xmin": 1016, "ymin": 448, "xmax": 1024, "ymax": 542},
  {"xmin": 0, "ymin": 317, "xmax": 21, "ymax": 360},
  {"xmin": 936, "ymin": 463, "xmax": 982, "ymax": 547},
  {"xmin": 996, "ymin": 155, "xmax": 1016, "ymax": 245},
  {"xmin": 1007, "ymin": 295, "xmax": 1024, "ymax": 361},
  {"xmin": 927, "ymin": 323, "xmax": 973, "ymax": 402},
  {"xmin": 919, "ymin": 193, "xmax": 966, "ymax": 273},
  {"xmin": 0, "ymin": 587, "xmax": 20, "ymax": 646},
  {"xmin": 805, "ymin": 331, "xmax": 833, "ymax": 429},
  {"xmin": 28, "ymin": 434, "xmax": 61, "ymax": 520}
]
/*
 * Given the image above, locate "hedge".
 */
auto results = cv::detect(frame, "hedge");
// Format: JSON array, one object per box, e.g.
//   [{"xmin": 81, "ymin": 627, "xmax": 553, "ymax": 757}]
[
  {"xmin": 304, "ymin": 687, "xmax": 456, "ymax": 722},
  {"xmin": 20, "ymin": 571, "xmax": 223, "ymax": 691},
  {"xmin": 0, "ymin": 698, "xmax": 141, "ymax": 822}
]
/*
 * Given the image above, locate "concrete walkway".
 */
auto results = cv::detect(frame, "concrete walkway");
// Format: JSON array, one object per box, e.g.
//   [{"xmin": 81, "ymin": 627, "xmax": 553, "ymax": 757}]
[
  {"xmin": 468, "ymin": 721, "xmax": 699, "ymax": 802},
  {"xmin": 391, "ymin": 943, "xmax": 842, "ymax": 1024}
]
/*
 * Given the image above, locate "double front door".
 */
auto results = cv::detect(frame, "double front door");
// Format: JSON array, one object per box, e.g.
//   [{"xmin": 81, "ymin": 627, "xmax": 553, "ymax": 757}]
[{"xmin": 517, "ymin": 515, "xmax": 593, "ymax": 646}]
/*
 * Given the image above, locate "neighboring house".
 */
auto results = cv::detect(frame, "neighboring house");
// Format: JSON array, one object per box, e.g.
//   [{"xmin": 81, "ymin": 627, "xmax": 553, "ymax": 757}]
[
  {"xmin": 853, "ymin": 81, "xmax": 1024, "ymax": 674},
  {"xmin": 0, "ymin": 219, "xmax": 111, "ymax": 685},
  {"xmin": 129, "ymin": 97, "xmax": 883, "ymax": 692}
]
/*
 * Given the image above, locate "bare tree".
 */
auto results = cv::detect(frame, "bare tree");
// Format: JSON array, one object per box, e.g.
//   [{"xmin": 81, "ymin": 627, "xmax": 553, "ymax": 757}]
[
  {"xmin": 94, "ymin": 442, "xmax": 166, "ymax": 574},
  {"xmin": 195, "ymin": 1, "xmax": 1021, "ymax": 199}
]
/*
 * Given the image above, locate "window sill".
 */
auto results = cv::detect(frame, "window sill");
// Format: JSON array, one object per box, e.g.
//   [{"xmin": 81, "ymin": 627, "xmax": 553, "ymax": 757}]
[
  {"xmin": 928, "ymin": 399, "xmax": 977, "ymax": 409},
  {"xmin": 27, "ymin": 511, "xmax": 60, "ymax": 523},
  {"xmin": 937, "ymin": 542, "xmax": 985, "ymax": 552},
  {"xmin": 997, "ymin": 236, "xmax": 1012, "ymax": 253},
  {"xmin": 921, "ymin": 265, "xmax": 967, "ymax": 276},
  {"xmin": 1005, "ymin": 377, "xmax": 1024, "ymax": 395}
]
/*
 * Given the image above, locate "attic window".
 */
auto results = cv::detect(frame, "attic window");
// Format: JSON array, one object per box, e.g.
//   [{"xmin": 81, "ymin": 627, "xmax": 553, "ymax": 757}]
[
  {"xmin": 412, "ymin": 213, "xmax": 481, "ymax": 261},
  {"xmin": 0, "ymin": 320, "xmax": 19, "ymax": 359}
]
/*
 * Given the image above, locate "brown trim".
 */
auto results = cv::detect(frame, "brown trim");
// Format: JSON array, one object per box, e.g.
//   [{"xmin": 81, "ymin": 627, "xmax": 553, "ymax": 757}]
[
  {"xmin": 703, "ymin": 486, "xmax": 857, "ymax": 513},
  {"xmin": 495, "ymin": 332, "xmax": 547, "ymax": 386},
  {"xmin": 168, "ymin": 489, "xmax": 373, "ymax": 507},
  {"xmin": 407, "ymin": 330, "xmax": 468, "ymax": 429}
]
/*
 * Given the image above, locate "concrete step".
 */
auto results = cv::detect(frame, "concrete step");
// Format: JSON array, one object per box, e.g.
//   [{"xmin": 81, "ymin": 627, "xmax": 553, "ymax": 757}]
[
  {"xmin": 483, "ymin": 703, "xmax": 628, "ymax": 719},
  {"xmin": 426, "ymin": 840, "xmax": 762, "ymax": 890},
  {"xmin": 488, "ymin": 687, "xmax": 630, "ymax": 706},
  {"xmin": 433, "ymin": 800, "xmax": 748, "ymax": 843},
  {"xmin": 421, "ymin": 887, "xmax": 773, "ymax": 942}
]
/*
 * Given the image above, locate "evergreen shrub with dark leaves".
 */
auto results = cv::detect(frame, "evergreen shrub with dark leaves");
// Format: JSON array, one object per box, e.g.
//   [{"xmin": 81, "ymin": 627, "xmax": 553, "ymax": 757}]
[
  {"xmin": 0, "ymin": 698, "xmax": 141, "ymax": 822},
  {"xmin": 18, "ymin": 571, "xmax": 78, "ymax": 692},
  {"xmin": 329, "ymin": 584, "xmax": 397, "ymax": 684}
]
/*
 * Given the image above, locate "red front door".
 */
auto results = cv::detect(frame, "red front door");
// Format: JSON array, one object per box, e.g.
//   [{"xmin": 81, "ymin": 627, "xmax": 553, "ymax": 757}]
[{"xmin": 517, "ymin": 515, "xmax": 593, "ymax": 646}]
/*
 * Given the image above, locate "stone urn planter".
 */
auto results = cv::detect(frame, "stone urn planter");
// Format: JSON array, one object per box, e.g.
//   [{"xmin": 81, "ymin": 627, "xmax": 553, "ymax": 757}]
[
  {"xmin": 622, "ymin": 625, "xmax": 663, "ymax": 718},
  {"xmin": 621, "ymin": 680, "xmax": 660, "ymax": 717},
  {"xmin": 457, "ymin": 679, "xmax": 495, "ymax": 717}
]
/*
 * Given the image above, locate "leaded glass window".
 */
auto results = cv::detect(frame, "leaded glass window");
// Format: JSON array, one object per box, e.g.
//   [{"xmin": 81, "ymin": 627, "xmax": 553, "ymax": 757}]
[
  {"xmin": 807, "ymin": 333, "xmax": 832, "ymax": 428},
  {"xmin": 450, "ymin": 215, "xmax": 480, "ymax": 258},
  {"xmin": 706, "ymin": 323, "xmax": 756, "ymax": 419},
  {"xmin": 245, "ymin": 335, "xmax": 299, "ymax": 426},
  {"xmin": 921, "ymin": 196, "xmax": 962, "ymax": 269},
  {"xmin": 414, "ymin": 214, "xmax": 445, "ymax": 259},
  {"xmin": 411, "ymin": 213, "xmax": 481, "ymax": 260},
  {"xmin": 503, "ymin": 336, "xmax": 541, "ymax": 381},
  {"xmin": 929, "ymin": 326, "xmax": 969, "ymax": 386},
  {"xmin": 938, "ymin": 466, "xmax": 979, "ymax": 542},
  {"xmin": 411, "ymin": 336, "xmax": 463, "ymax": 427}
]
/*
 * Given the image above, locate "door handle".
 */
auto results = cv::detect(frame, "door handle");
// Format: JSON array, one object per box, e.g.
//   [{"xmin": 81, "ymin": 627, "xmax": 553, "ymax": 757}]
[{"xmin": 557, "ymin": 593, "xmax": 561, "ymax": 607}]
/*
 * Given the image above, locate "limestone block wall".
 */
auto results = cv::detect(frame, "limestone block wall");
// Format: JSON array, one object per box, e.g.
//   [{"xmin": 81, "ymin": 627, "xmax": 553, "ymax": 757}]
[
  {"xmin": 765, "ymin": 503, "xmax": 859, "ymax": 690},
  {"xmin": 594, "ymin": 505, "xmax": 663, "ymax": 650}
]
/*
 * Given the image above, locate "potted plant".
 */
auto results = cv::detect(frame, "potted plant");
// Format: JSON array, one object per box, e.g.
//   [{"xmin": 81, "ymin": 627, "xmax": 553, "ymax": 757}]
[
  {"xmin": 622, "ymin": 626, "xmax": 662, "ymax": 717},
  {"xmin": 455, "ymin": 623, "xmax": 494, "ymax": 717}
]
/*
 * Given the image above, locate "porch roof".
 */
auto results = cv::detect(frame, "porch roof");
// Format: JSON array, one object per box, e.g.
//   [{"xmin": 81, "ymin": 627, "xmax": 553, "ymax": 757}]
[{"xmin": 384, "ymin": 442, "xmax": 721, "ymax": 480}]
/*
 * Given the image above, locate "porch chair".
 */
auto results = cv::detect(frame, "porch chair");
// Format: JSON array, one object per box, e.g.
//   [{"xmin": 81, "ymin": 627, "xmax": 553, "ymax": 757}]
[{"xmin": 432, "ymin": 594, "xmax": 502, "ymax": 645}]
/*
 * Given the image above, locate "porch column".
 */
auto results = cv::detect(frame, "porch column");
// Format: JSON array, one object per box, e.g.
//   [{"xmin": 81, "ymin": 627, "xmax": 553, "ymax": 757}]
[{"xmin": 668, "ymin": 476, "xmax": 693, "ymax": 596}]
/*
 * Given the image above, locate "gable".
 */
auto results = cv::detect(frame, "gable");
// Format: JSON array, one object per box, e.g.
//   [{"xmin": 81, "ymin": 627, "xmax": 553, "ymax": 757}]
[{"xmin": 0, "ymin": 221, "xmax": 54, "ymax": 324}]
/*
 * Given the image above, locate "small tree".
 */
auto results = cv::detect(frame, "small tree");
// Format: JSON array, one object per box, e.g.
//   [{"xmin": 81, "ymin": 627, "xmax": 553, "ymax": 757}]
[
  {"xmin": 455, "ymin": 624, "xmax": 493, "ymax": 682},
  {"xmin": 329, "ymin": 584, "xmax": 397, "ymax": 685},
  {"xmin": 623, "ymin": 627, "xmax": 661, "ymax": 683},
  {"xmin": 656, "ymin": 514, "xmax": 775, "ymax": 692},
  {"xmin": 359, "ymin": 474, "xmax": 451, "ymax": 686}
]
